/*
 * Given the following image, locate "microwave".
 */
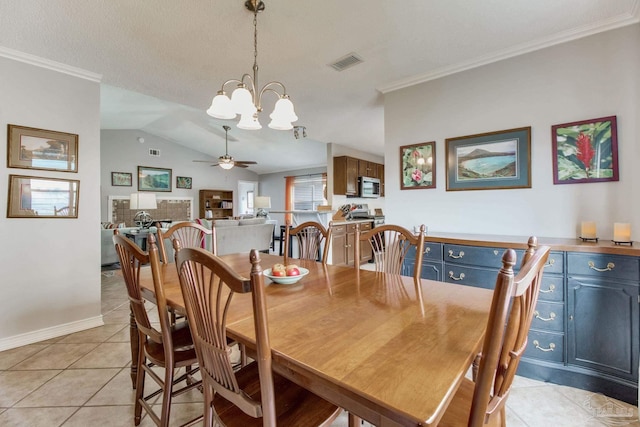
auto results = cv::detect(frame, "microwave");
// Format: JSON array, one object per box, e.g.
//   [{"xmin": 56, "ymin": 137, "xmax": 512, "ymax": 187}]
[{"xmin": 359, "ymin": 176, "xmax": 381, "ymax": 198}]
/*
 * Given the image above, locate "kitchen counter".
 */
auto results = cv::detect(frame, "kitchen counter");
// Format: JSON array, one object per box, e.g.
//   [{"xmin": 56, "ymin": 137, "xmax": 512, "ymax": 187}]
[
  {"xmin": 330, "ymin": 218, "xmax": 373, "ymax": 226},
  {"xmin": 270, "ymin": 210, "xmax": 333, "ymax": 227}
]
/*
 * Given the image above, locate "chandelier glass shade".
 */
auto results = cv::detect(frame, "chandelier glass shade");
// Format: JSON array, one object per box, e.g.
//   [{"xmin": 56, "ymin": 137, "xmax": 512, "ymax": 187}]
[{"xmin": 207, "ymin": 0, "xmax": 298, "ymax": 130}]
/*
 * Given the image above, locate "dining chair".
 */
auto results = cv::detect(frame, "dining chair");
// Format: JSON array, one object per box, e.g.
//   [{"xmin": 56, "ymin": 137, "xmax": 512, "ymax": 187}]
[
  {"xmin": 283, "ymin": 220, "xmax": 331, "ymax": 265},
  {"xmin": 438, "ymin": 236, "xmax": 550, "ymax": 427},
  {"xmin": 353, "ymin": 223, "xmax": 426, "ymax": 278},
  {"xmin": 174, "ymin": 244, "xmax": 342, "ymax": 427},
  {"xmin": 54, "ymin": 205, "xmax": 69, "ymax": 216},
  {"xmin": 112, "ymin": 231, "xmax": 202, "ymax": 427},
  {"xmin": 156, "ymin": 221, "xmax": 213, "ymax": 263}
]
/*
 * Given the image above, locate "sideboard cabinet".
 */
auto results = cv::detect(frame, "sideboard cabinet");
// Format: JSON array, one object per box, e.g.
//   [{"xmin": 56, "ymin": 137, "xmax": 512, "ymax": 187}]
[{"xmin": 400, "ymin": 233, "xmax": 640, "ymax": 404}]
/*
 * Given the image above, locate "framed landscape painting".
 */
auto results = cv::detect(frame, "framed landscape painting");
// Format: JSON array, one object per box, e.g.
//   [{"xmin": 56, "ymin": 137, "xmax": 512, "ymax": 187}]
[
  {"xmin": 551, "ymin": 116, "xmax": 618, "ymax": 184},
  {"xmin": 445, "ymin": 127, "xmax": 531, "ymax": 191},
  {"xmin": 111, "ymin": 171, "xmax": 132, "ymax": 187},
  {"xmin": 176, "ymin": 176, "xmax": 192, "ymax": 189},
  {"xmin": 400, "ymin": 142, "xmax": 435, "ymax": 190},
  {"xmin": 138, "ymin": 166, "xmax": 172, "ymax": 192},
  {"xmin": 7, "ymin": 124, "xmax": 78, "ymax": 173}
]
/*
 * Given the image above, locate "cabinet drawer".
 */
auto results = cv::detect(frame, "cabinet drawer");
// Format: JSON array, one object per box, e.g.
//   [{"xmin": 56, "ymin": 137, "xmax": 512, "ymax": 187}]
[
  {"xmin": 525, "ymin": 331, "xmax": 564, "ymax": 363},
  {"xmin": 542, "ymin": 251, "xmax": 564, "ymax": 275},
  {"xmin": 538, "ymin": 275, "xmax": 564, "ymax": 302},
  {"xmin": 531, "ymin": 301, "xmax": 564, "ymax": 332},
  {"xmin": 422, "ymin": 241, "xmax": 443, "ymax": 261},
  {"xmin": 443, "ymin": 264, "xmax": 497, "ymax": 289},
  {"xmin": 568, "ymin": 253, "xmax": 639, "ymax": 281},
  {"xmin": 444, "ymin": 244, "xmax": 524, "ymax": 269}
]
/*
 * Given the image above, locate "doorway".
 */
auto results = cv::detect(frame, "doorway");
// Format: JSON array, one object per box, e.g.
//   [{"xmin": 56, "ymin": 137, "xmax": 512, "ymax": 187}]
[{"xmin": 238, "ymin": 180, "xmax": 259, "ymax": 216}]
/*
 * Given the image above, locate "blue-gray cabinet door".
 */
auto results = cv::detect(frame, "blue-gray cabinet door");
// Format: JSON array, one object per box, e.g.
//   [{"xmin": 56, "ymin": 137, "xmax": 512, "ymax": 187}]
[{"xmin": 567, "ymin": 277, "xmax": 639, "ymax": 382}]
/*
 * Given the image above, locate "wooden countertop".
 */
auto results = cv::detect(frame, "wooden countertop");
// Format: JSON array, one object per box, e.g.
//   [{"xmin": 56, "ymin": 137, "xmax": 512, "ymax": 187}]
[
  {"xmin": 330, "ymin": 219, "xmax": 373, "ymax": 226},
  {"xmin": 424, "ymin": 232, "xmax": 639, "ymax": 256}
]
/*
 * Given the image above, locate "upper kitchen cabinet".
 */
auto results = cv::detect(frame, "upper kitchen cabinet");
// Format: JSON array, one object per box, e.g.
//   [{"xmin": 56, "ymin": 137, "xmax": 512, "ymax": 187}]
[
  {"xmin": 334, "ymin": 156, "xmax": 384, "ymax": 196},
  {"xmin": 334, "ymin": 156, "xmax": 359, "ymax": 196}
]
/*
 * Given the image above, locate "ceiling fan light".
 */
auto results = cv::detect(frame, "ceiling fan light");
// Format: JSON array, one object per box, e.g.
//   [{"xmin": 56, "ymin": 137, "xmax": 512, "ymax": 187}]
[
  {"xmin": 207, "ymin": 92, "xmax": 236, "ymax": 119},
  {"xmin": 238, "ymin": 113, "xmax": 262, "ymax": 130},
  {"xmin": 269, "ymin": 97, "xmax": 298, "ymax": 123},
  {"xmin": 230, "ymin": 86, "xmax": 255, "ymax": 115},
  {"xmin": 268, "ymin": 117, "xmax": 293, "ymax": 130},
  {"xmin": 219, "ymin": 161, "xmax": 234, "ymax": 170}
]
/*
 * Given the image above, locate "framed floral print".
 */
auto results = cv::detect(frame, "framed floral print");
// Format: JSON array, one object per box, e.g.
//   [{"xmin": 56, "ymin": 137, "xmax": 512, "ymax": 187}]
[
  {"xmin": 400, "ymin": 142, "xmax": 436, "ymax": 190},
  {"xmin": 551, "ymin": 116, "xmax": 618, "ymax": 184}
]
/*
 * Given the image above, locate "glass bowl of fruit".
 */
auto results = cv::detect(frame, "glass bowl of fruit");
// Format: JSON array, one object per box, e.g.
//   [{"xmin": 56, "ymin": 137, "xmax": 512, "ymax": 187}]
[{"xmin": 263, "ymin": 263, "xmax": 309, "ymax": 285}]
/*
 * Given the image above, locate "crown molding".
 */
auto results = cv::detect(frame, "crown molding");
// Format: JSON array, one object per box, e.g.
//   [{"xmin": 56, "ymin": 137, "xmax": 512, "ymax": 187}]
[
  {"xmin": 378, "ymin": 2, "xmax": 640, "ymax": 94},
  {"xmin": 0, "ymin": 46, "xmax": 102, "ymax": 82}
]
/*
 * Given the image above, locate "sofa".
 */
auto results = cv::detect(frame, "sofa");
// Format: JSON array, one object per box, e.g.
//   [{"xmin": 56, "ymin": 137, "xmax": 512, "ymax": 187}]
[{"xmin": 101, "ymin": 225, "xmax": 142, "ymax": 265}]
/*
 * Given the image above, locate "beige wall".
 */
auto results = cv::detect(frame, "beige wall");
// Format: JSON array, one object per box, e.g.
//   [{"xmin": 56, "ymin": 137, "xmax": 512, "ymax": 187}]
[
  {"xmin": 0, "ymin": 52, "xmax": 102, "ymax": 349},
  {"xmin": 383, "ymin": 24, "xmax": 640, "ymax": 239}
]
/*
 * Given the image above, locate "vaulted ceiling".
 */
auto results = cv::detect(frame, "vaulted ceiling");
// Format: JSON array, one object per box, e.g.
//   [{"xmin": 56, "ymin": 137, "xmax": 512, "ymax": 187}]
[{"xmin": 1, "ymin": 0, "xmax": 638, "ymax": 174}]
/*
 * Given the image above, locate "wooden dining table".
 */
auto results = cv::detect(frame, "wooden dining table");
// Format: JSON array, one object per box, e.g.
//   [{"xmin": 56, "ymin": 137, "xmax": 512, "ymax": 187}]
[{"xmin": 136, "ymin": 252, "xmax": 493, "ymax": 426}]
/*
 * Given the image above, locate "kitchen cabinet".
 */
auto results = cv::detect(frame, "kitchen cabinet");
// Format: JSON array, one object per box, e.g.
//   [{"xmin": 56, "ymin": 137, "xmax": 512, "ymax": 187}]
[
  {"xmin": 199, "ymin": 189, "xmax": 234, "ymax": 219},
  {"xmin": 331, "ymin": 221, "xmax": 372, "ymax": 266},
  {"xmin": 376, "ymin": 163, "xmax": 385, "ymax": 197},
  {"xmin": 333, "ymin": 156, "xmax": 383, "ymax": 197},
  {"xmin": 333, "ymin": 156, "xmax": 359, "ymax": 196}
]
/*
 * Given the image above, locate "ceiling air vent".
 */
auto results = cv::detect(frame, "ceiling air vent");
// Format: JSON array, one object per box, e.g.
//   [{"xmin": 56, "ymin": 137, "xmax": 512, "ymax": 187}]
[
  {"xmin": 329, "ymin": 53, "xmax": 363, "ymax": 71},
  {"xmin": 149, "ymin": 148, "xmax": 161, "ymax": 157}
]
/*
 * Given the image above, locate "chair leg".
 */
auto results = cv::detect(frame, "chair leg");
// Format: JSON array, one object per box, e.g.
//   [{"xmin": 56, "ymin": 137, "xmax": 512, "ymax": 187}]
[
  {"xmin": 134, "ymin": 336, "xmax": 146, "ymax": 425},
  {"xmin": 160, "ymin": 365, "xmax": 175, "ymax": 427},
  {"xmin": 203, "ymin": 381, "xmax": 213, "ymax": 427}
]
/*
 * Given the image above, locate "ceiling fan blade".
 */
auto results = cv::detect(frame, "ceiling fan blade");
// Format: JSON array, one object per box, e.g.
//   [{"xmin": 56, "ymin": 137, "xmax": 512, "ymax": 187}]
[
  {"xmin": 235, "ymin": 160, "xmax": 257, "ymax": 164},
  {"xmin": 234, "ymin": 163, "xmax": 249, "ymax": 168}
]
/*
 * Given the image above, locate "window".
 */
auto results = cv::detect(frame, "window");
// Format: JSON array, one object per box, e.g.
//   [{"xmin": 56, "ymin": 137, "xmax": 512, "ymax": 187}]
[{"xmin": 290, "ymin": 174, "xmax": 327, "ymax": 211}]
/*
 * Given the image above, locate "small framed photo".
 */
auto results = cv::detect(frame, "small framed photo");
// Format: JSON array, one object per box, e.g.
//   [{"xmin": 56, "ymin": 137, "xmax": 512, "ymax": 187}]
[
  {"xmin": 138, "ymin": 166, "xmax": 172, "ymax": 192},
  {"xmin": 7, "ymin": 124, "xmax": 78, "ymax": 173},
  {"xmin": 111, "ymin": 172, "xmax": 132, "ymax": 187},
  {"xmin": 176, "ymin": 176, "xmax": 192, "ymax": 189},
  {"xmin": 400, "ymin": 142, "xmax": 436, "ymax": 190},
  {"xmin": 8, "ymin": 174, "xmax": 79, "ymax": 218},
  {"xmin": 551, "ymin": 116, "xmax": 618, "ymax": 184},
  {"xmin": 445, "ymin": 127, "xmax": 531, "ymax": 191}
]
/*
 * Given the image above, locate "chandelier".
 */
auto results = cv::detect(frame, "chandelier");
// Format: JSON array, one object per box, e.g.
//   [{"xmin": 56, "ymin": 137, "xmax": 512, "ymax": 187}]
[{"xmin": 207, "ymin": 0, "xmax": 298, "ymax": 131}]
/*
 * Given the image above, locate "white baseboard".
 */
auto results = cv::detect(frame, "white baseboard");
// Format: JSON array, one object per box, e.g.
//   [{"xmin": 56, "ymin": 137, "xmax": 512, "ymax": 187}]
[{"xmin": 0, "ymin": 316, "xmax": 105, "ymax": 352}]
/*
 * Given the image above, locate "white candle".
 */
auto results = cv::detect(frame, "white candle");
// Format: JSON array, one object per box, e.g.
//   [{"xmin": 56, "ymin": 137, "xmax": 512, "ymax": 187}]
[
  {"xmin": 613, "ymin": 223, "xmax": 631, "ymax": 242},
  {"xmin": 581, "ymin": 222, "xmax": 597, "ymax": 239}
]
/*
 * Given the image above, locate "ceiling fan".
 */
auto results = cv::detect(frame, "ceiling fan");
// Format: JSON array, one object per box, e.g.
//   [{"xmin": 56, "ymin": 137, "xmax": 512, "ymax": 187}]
[{"xmin": 193, "ymin": 125, "xmax": 257, "ymax": 170}]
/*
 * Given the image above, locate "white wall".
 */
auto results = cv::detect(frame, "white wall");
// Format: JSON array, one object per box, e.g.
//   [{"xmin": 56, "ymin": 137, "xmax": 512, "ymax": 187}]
[
  {"xmin": 384, "ymin": 24, "xmax": 640, "ymax": 239},
  {"xmin": 0, "ymin": 53, "xmax": 102, "ymax": 349},
  {"xmin": 101, "ymin": 130, "xmax": 259, "ymax": 220}
]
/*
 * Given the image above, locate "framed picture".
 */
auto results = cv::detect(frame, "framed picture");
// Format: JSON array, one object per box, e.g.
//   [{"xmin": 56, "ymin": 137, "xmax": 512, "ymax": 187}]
[
  {"xmin": 551, "ymin": 116, "xmax": 618, "ymax": 184},
  {"xmin": 400, "ymin": 142, "xmax": 436, "ymax": 190},
  {"xmin": 176, "ymin": 176, "xmax": 192, "ymax": 189},
  {"xmin": 7, "ymin": 124, "xmax": 78, "ymax": 173},
  {"xmin": 7, "ymin": 174, "xmax": 79, "ymax": 218},
  {"xmin": 138, "ymin": 166, "xmax": 172, "ymax": 192},
  {"xmin": 111, "ymin": 171, "xmax": 132, "ymax": 187},
  {"xmin": 445, "ymin": 127, "xmax": 531, "ymax": 191}
]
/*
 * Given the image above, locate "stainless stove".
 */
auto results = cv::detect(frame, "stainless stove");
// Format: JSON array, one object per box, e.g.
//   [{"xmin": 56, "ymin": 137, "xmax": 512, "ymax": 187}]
[{"xmin": 346, "ymin": 204, "xmax": 385, "ymax": 227}]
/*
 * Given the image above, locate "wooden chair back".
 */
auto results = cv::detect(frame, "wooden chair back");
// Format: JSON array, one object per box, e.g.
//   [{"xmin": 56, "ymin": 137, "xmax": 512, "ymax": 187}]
[
  {"xmin": 156, "ymin": 221, "xmax": 213, "ymax": 264},
  {"xmin": 283, "ymin": 221, "xmax": 331, "ymax": 265},
  {"xmin": 54, "ymin": 206, "xmax": 69, "ymax": 216},
  {"xmin": 469, "ymin": 237, "xmax": 550, "ymax": 426},
  {"xmin": 112, "ymin": 230, "xmax": 172, "ymax": 348},
  {"xmin": 354, "ymin": 224, "xmax": 426, "ymax": 278},
  {"xmin": 174, "ymin": 245, "xmax": 277, "ymax": 425}
]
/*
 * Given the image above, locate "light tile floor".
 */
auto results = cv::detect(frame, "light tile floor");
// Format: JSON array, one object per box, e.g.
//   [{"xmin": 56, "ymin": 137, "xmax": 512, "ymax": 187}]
[{"xmin": 0, "ymin": 268, "xmax": 638, "ymax": 427}]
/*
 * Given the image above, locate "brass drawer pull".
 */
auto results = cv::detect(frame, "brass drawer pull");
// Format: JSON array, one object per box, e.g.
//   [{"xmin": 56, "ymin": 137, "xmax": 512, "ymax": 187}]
[
  {"xmin": 534, "ymin": 311, "xmax": 556, "ymax": 322},
  {"xmin": 539, "ymin": 284, "xmax": 556, "ymax": 294},
  {"xmin": 544, "ymin": 259, "xmax": 556, "ymax": 268},
  {"xmin": 423, "ymin": 247, "xmax": 431, "ymax": 254},
  {"xmin": 448, "ymin": 250, "xmax": 464, "ymax": 259},
  {"xmin": 448, "ymin": 271, "xmax": 465, "ymax": 281},
  {"xmin": 588, "ymin": 261, "xmax": 615, "ymax": 272},
  {"xmin": 533, "ymin": 340, "xmax": 556, "ymax": 352}
]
